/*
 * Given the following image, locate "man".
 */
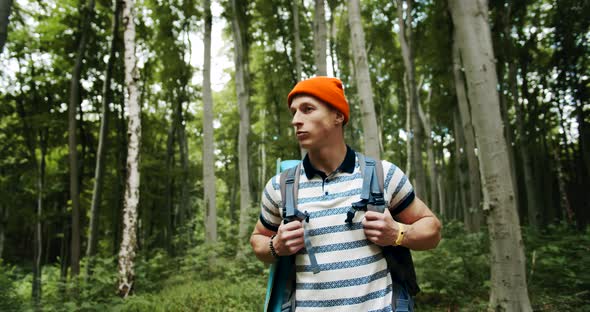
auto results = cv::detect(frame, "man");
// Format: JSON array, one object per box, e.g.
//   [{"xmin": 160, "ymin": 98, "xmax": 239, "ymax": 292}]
[{"xmin": 250, "ymin": 76, "xmax": 441, "ymax": 311}]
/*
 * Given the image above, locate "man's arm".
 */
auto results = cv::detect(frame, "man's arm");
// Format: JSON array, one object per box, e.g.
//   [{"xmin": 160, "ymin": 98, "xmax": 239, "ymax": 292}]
[
  {"xmin": 363, "ymin": 196, "xmax": 441, "ymax": 250},
  {"xmin": 250, "ymin": 219, "xmax": 305, "ymax": 264}
]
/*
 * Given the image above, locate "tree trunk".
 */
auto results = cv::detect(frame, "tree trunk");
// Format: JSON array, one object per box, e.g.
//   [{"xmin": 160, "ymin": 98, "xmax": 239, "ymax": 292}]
[
  {"xmin": 0, "ymin": 204, "xmax": 5, "ymax": 258},
  {"xmin": 396, "ymin": 0, "xmax": 425, "ymax": 196},
  {"xmin": 404, "ymin": 76, "xmax": 412, "ymax": 177},
  {"xmin": 348, "ymin": 0, "xmax": 380, "ymax": 159},
  {"xmin": 203, "ymin": 0, "xmax": 217, "ymax": 247},
  {"xmin": 452, "ymin": 33, "xmax": 482, "ymax": 231},
  {"xmin": 449, "ymin": 1, "xmax": 532, "ymax": 310},
  {"xmin": 453, "ymin": 110, "xmax": 471, "ymax": 229},
  {"xmin": 231, "ymin": 0, "xmax": 252, "ymax": 255},
  {"xmin": 417, "ymin": 87, "xmax": 439, "ymax": 212},
  {"xmin": 118, "ymin": 0, "xmax": 140, "ymax": 298},
  {"xmin": 69, "ymin": 0, "xmax": 95, "ymax": 280},
  {"xmin": 327, "ymin": 0, "xmax": 339, "ymax": 77},
  {"xmin": 0, "ymin": 0, "xmax": 12, "ymax": 53},
  {"xmin": 314, "ymin": 0, "xmax": 327, "ymax": 75},
  {"xmin": 165, "ymin": 109, "xmax": 176, "ymax": 250},
  {"xmin": 292, "ymin": 0, "xmax": 302, "ymax": 81},
  {"xmin": 87, "ymin": 0, "xmax": 120, "ymax": 277}
]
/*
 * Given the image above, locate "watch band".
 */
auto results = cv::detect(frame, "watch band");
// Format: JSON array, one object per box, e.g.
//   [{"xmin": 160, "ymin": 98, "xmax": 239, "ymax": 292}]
[{"xmin": 394, "ymin": 223, "xmax": 405, "ymax": 246}]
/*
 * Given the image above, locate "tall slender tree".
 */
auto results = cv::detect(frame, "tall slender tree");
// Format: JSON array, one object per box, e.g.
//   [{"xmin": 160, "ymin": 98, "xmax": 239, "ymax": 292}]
[
  {"xmin": 452, "ymin": 31, "xmax": 482, "ymax": 231},
  {"xmin": 314, "ymin": 0, "xmax": 327, "ymax": 75},
  {"xmin": 0, "ymin": 0, "xmax": 12, "ymax": 52},
  {"xmin": 396, "ymin": 0, "xmax": 426, "ymax": 196},
  {"xmin": 69, "ymin": 0, "xmax": 95, "ymax": 280},
  {"xmin": 230, "ymin": 0, "xmax": 253, "ymax": 253},
  {"xmin": 86, "ymin": 0, "xmax": 121, "ymax": 277},
  {"xmin": 347, "ymin": 0, "xmax": 380, "ymax": 159},
  {"xmin": 449, "ymin": 0, "xmax": 532, "ymax": 310},
  {"xmin": 118, "ymin": 0, "xmax": 141, "ymax": 298},
  {"xmin": 203, "ymin": 0, "xmax": 217, "ymax": 250}
]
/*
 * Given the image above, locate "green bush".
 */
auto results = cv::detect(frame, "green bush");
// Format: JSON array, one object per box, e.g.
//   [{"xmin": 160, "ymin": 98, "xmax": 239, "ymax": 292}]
[{"xmin": 0, "ymin": 259, "xmax": 23, "ymax": 311}]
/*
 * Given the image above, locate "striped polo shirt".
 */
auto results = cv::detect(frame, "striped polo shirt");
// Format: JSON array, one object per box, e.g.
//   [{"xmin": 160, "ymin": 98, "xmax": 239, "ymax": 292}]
[{"xmin": 260, "ymin": 146, "xmax": 415, "ymax": 311}]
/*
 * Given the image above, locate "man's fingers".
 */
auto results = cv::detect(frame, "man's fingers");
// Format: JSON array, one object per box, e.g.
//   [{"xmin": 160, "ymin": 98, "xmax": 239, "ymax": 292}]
[
  {"xmin": 282, "ymin": 220, "xmax": 303, "ymax": 230},
  {"xmin": 364, "ymin": 211, "xmax": 383, "ymax": 221}
]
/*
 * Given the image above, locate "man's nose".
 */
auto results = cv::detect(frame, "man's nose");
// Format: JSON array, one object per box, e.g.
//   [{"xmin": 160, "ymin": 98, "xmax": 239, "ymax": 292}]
[{"xmin": 291, "ymin": 110, "xmax": 302, "ymax": 127}]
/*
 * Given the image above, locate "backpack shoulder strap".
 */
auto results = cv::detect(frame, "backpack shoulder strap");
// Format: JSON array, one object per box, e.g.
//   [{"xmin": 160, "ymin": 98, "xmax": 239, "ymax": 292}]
[{"xmin": 280, "ymin": 164, "xmax": 301, "ymax": 221}]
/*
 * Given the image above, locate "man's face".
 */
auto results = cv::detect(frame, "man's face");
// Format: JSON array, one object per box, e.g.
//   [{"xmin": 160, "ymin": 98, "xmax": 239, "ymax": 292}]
[{"xmin": 290, "ymin": 95, "xmax": 343, "ymax": 150}]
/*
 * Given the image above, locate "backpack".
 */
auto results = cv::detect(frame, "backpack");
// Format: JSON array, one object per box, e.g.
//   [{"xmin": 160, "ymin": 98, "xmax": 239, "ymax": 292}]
[{"xmin": 264, "ymin": 153, "xmax": 419, "ymax": 312}]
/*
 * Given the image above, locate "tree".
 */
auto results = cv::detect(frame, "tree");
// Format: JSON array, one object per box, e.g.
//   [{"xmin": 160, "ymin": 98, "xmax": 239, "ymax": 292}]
[
  {"xmin": 69, "ymin": 0, "xmax": 95, "ymax": 280},
  {"xmin": 449, "ymin": 0, "xmax": 533, "ymax": 310},
  {"xmin": 452, "ymin": 31, "xmax": 482, "ymax": 231},
  {"xmin": 230, "ymin": 0, "xmax": 253, "ymax": 253},
  {"xmin": 396, "ymin": 0, "xmax": 426, "ymax": 197},
  {"xmin": 347, "ymin": 0, "xmax": 380, "ymax": 159},
  {"xmin": 0, "ymin": 0, "xmax": 12, "ymax": 53},
  {"xmin": 118, "ymin": 0, "xmax": 141, "ymax": 298},
  {"xmin": 314, "ymin": 0, "xmax": 327, "ymax": 75},
  {"xmin": 203, "ymin": 0, "xmax": 217, "ymax": 251},
  {"xmin": 86, "ymin": 0, "xmax": 121, "ymax": 277}
]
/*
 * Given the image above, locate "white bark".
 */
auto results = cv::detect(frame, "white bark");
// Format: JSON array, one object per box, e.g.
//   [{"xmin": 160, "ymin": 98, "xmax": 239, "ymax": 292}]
[
  {"xmin": 417, "ymin": 87, "xmax": 439, "ymax": 212},
  {"xmin": 347, "ymin": 0, "xmax": 380, "ymax": 159},
  {"xmin": 203, "ymin": 0, "xmax": 217, "ymax": 245},
  {"xmin": 314, "ymin": 0, "xmax": 327, "ymax": 75},
  {"xmin": 231, "ymin": 0, "xmax": 252, "ymax": 253},
  {"xmin": 449, "ymin": 1, "xmax": 532, "ymax": 310},
  {"xmin": 118, "ymin": 0, "xmax": 140, "ymax": 298}
]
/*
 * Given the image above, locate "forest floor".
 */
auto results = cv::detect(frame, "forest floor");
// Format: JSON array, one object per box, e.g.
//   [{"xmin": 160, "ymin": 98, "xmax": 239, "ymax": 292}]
[{"xmin": 1, "ymin": 221, "xmax": 589, "ymax": 311}]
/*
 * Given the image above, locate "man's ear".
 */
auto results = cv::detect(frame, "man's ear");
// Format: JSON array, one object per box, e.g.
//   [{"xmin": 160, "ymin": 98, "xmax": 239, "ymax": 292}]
[{"xmin": 334, "ymin": 111, "xmax": 345, "ymax": 125}]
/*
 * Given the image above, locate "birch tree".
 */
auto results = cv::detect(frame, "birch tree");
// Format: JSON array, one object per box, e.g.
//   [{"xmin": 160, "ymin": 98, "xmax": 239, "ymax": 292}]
[
  {"xmin": 118, "ymin": 0, "xmax": 141, "ymax": 297},
  {"xmin": 347, "ymin": 0, "xmax": 380, "ymax": 159},
  {"xmin": 230, "ymin": 0, "xmax": 253, "ymax": 253},
  {"xmin": 314, "ymin": 0, "xmax": 327, "ymax": 76},
  {"xmin": 69, "ymin": 0, "xmax": 95, "ymax": 279},
  {"xmin": 87, "ymin": 0, "xmax": 121, "ymax": 276},
  {"xmin": 203, "ymin": 0, "xmax": 217, "ymax": 247},
  {"xmin": 292, "ymin": 0, "xmax": 302, "ymax": 81},
  {"xmin": 449, "ymin": 0, "xmax": 532, "ymax": 310}
]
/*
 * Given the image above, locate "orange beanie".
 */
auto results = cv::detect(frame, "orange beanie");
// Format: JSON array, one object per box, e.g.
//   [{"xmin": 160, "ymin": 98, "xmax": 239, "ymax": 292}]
[{"xmin": 287, "ymin": 76, "xmax": 349, "ymax": 125}]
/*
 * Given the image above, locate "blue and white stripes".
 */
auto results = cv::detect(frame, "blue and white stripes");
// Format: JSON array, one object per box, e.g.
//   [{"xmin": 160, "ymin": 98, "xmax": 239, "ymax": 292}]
[{"xmin": 259, "ymin": 155, "xmax": 414, "ymax": 311}]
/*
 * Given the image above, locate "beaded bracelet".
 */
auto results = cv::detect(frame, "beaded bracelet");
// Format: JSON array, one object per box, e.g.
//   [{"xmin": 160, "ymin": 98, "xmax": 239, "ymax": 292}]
[{"xmin": 269, "ymin": 234, "xmax": 279, "ymax": 258}]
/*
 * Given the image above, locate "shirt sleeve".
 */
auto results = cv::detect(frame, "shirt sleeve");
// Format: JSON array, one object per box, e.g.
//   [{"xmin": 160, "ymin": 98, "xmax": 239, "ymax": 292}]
[
  {"xmin": 259, "ymin": 174, "xmax": 283, "ymax": 232},
  {"xmin": 382, "ymin": 160, "xmax": 415, "ymax": 216}
]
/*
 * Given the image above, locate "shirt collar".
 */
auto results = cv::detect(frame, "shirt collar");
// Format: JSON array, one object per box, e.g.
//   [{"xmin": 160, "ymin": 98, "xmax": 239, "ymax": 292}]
[{"xmin": 303, "ymin": 145, "xmax": 356, "ymax": 180}]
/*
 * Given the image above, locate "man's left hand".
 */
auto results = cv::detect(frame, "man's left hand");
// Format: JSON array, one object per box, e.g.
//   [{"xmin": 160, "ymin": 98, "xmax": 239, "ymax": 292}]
[{"xmin": 362, "ymin": 208, "xmax": 402, "ymax": 247}]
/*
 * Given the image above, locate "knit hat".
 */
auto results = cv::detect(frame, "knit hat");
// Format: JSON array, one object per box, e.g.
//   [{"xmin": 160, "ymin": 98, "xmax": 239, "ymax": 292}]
[{"xmin": 287, "ymin": 76, "xmax": 349, "ymax": 125}]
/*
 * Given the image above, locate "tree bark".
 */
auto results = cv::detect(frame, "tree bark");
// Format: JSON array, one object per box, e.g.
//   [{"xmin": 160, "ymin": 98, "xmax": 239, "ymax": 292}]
[
  {"xmin": 0, "ymin": 204, "xmax": 5, "ymax": 259},
  {"xmin": 314, "ymin": 0, "xmax": 327, "ymax": 75},
  {"xmin": 69, "ymin": 0, "xmax": 95, "ymax": 280},
  {"xmin": 452, "ymin": 33, "xmax": 482, "ymax": 231},
  {"xmin": 417, "ymin": 87, "xmax": 439, "ymax": 212},
  {"xmin": 453, "ymin": 110, "xmax": 471, "ymax": 229},
  {"xmin": 449, "ymin": 1, "xmax": 532, "ymax": 310},
  {"xmin": 86, "ymin": 0, "xmax": 121, "ymax": 277},
  {"xmin": 292, "ymin": 0, "xmax": 302, "ymax": 81},
  {"xmin": 118, "ymin": 0, "xmax": 140, "ymax": 298},
  {"xmin": 0, "ymin": 0, "xmax": 12, "ymax": 53},
  {"xmin": 231, "ymin": 0, "xmax": 252, "ymax": 255},
  {"xmin": 396, "ymin": 0, "xmax": 425, "ymax": 196},
  {"xmin": 203, "ymin": 0, "xmax": 217, "ymax": 247},
  {"xmin": 348, "ymin": 0, "xmax": 380, "ymax": 159}
]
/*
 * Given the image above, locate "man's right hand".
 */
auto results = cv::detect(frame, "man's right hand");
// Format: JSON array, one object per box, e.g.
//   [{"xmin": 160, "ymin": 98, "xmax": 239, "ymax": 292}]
[{"xmin": 273, "ymin": 220, "xmax": 305, "ymax": 256}]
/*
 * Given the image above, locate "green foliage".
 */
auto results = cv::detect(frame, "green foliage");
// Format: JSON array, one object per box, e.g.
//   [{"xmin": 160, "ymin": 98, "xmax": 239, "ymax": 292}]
[
  {"xmin": 413, "ymin": 220, "xmax": 490, "ymax": 309},
  {"xmin": 0, "ymin": 260, "xmax": 23, "ymax": 311}
]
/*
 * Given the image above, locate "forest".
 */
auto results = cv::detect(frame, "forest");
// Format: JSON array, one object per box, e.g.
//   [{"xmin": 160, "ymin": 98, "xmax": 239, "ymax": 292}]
[{"xmin": 0, "ymin": 0, "xmax": 589, "ymax": 311}]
